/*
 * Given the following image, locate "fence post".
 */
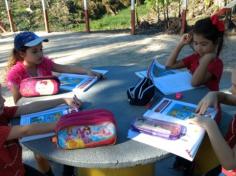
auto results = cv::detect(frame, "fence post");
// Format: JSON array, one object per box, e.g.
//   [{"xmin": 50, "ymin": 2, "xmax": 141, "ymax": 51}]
[
  {"xmin": 84, "ymin": 0, "xmax": 90, "ymax": 33},
  {"xmin": 41, "ymin": 0, "xmax": 50, "ymax": 33},
  {"xmin": 4, "ymin": 0, "xmax": 16, "ymax": 32},
  {"xmin": 180, "ymin": 0, "xmax": 188, "ymax": 34},
  {"xmin": 131, "ymin": 0, "xmax": 135, "ymax": 35}
]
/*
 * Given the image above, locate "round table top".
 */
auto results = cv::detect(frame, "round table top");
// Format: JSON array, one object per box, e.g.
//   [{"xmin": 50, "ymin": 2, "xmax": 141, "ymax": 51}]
[{"xmin": 21, "ymin": 66, "xmax": 209, "ymax": 168}]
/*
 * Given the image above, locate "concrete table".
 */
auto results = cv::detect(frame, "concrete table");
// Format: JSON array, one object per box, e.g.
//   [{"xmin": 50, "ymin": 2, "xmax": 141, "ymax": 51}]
[{"xmin": 21, "ymin": 66, "xmax": 209, "ymax": 176}]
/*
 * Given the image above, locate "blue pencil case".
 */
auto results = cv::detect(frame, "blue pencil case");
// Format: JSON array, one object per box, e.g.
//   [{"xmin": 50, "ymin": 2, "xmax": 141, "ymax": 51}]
[{"xmin": 132, "ymin": 117, "xmax": 187, "ymax": 140}]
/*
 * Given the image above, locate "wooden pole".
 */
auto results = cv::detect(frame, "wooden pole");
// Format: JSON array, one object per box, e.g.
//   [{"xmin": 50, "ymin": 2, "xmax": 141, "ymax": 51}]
[
  {"xmin": 84, "ymin": 0, "xmax": 90, "ymax": 33},
  {"xmin": 131, "ymin": 0, "xmax": 135, "ymax": 35},
  {"xmin": 180, "ymin": 0, "xmax": 188, "ymax": 34},
  {"xmin": 4, "ymin": 0, "xmax": 16, "ymax": 32},
  {"xmin": 41, "ymin": 0, "xmax": 50, "ymax": 33}
]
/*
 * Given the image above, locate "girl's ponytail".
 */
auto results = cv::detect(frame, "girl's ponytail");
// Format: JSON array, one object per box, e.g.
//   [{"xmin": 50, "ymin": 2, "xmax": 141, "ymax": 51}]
[
  {"xmin": 7, "ymin": 49, "xmax": 23, "ymax": 71},
  {"xmin": 216, "ymin": 34, "xmax": 224, "ymax": 56},
  {"xmin": 211, "ymin": 15, "xmax": 225, "ymax": 56}
]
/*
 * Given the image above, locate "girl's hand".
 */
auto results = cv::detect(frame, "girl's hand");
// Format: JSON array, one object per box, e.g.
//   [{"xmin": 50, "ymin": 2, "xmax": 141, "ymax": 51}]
[
  {"xmin": 188, "ymin": 114, "xmax": 213, "ymax": 129},
  {"xmin": 180, "ymin": 33, "xmax": 192, "ymax": 45},
  {"xmin": 87, "ymin": 70, "xmax": 104, "ymax": 80},
  {"xmin": 196, "ymin": 92, "xmax": 219, "ymax": 115},
  {"xmin": 63, "ymin": 97, "xmax": 83, "ymax": 109}
]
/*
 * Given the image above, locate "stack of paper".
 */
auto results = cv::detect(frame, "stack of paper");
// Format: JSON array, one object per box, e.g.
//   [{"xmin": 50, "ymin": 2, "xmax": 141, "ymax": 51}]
[{"xmin": 128, "ymin": 98, "xmax": 216, "ymax": 161}]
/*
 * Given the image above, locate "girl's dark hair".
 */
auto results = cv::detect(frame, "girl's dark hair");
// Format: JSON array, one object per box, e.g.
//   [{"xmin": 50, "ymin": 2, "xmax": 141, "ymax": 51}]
[
  {"xmin": 7, "ymin": 46, "xmax": 28, "ymax": 71},
  {"xmin": 193, "ymin": 17, "xmax": 224, "ymax": 56}
]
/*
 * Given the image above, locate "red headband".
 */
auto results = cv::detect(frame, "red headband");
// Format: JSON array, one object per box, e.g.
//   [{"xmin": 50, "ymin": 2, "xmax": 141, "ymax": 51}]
[{"xmin": 211, "ymin": 15, "xmax": 225, "ymax": 32}]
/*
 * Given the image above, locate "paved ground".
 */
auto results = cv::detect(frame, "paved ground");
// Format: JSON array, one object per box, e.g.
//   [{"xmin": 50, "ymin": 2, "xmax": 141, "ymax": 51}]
[{"xmin": 1, "ymin": 31, "xmax": 236, "ymax": 176}]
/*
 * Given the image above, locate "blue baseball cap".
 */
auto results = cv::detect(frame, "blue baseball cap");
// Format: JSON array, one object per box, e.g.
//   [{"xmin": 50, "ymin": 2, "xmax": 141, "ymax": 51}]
[{"xmin": 14, "ymin": 31, "xmax": 48, "ymax": 51}]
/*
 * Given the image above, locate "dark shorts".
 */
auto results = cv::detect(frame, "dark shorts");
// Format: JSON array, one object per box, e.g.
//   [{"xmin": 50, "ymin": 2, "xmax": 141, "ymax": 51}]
[{"xmin": 24, "ymin": 164, "xmax": 45, "ymax": 176}]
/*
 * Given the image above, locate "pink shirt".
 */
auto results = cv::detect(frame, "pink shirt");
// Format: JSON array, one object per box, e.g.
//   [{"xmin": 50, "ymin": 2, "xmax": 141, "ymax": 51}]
[{"xmin": 7, "ymin": 57, "xmax": 54, "ymax": 90}]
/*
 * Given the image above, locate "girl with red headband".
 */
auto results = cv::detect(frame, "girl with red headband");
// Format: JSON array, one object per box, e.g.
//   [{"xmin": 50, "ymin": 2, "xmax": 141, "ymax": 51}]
[
  {"xmin": 165, "ymin": 15, "xmax": 225, "ymax": 175},
  {"xmin": 165, "ymin": 15, "xmax": 225, "ymax": 92}
]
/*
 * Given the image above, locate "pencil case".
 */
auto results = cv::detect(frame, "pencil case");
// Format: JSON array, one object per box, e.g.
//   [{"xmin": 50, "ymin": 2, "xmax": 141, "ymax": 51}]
[
  {"xmin": 20, "ymin": 76, "xmax": 60, "ymax": 97},
  {"xmin": 132, "ymin": 117, "xmax": 187, "ymax": 140},
  {"xmin": 55, "ymin": 109, "xmax": 117, "ymax": 149},
  {"xmin": 127, "ymin": 77, "xmax": 155, "ymax": 106}
]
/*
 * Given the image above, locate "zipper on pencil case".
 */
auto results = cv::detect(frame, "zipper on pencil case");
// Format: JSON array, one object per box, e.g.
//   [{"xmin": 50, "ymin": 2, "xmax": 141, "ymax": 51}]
[
  {"xmin": 57, "ymin": 111, "xmax": 115, "ymax": 126},
  {"xmin": 56, "ymin": 111, "xmax": 116, "ymax": 131},
  {"xmin": 56, "ymin": 115, "xmax": 116, "ymax": 132}
]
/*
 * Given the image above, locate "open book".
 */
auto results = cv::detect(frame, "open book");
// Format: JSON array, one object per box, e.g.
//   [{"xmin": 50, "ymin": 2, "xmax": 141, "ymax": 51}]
[
  {"xmin": 59, "ymin": 69, "xmax": 108, "ymax": 92},
  {"xmin": 20, "ymin": 105, "xmax": 78, "ymax": 142},
  {"xmin": 136, "ymin": 59, "xmax": 198, "ymax": 95},
  {"xmin": 135, "ymin": 59, "xmax": 178, "ymax": 78},
  {"xmin": 128, "ymin": 98, "xmax": 217, "ymax": 161}
]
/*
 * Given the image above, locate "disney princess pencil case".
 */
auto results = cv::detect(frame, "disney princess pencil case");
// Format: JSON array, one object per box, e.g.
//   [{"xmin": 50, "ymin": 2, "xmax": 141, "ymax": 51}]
[
  {"xmin": 55, "ymin": 109, "xmax": 117, "ymax": 149},
  {"xmin": 132, "ymin": 117, "xmax": 187, "ymax": 140}
]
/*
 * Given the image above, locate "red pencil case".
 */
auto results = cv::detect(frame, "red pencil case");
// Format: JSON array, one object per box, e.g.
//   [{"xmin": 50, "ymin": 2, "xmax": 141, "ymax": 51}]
[
  {"xmin": 132, "ymin": 117, "xmax": 187, "ymax": 140},
  {"xmin": 20, "ymin": 76, "xmax": 60, "ymax": 97},
  {"xmin": 55, "ymin": 109, "xmax": 117, "ymax": 149}
]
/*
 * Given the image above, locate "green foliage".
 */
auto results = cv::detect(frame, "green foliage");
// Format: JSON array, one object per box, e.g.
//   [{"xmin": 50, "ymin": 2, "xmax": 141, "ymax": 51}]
[
  {"xmin": 12, "ymin": 1, "xmax": 44, "ymax": 31},
  {"xmin": 0, "ymin": 0, "xmax": 148, "ymax": 32},
  {"xmin": 79, "ymin": 4, "xmax": 148, "ymax": 31},
  {"xmin": 204, "ymin": 0, "xmax": 212, "ymax": 7},
  {"xmin": 0, "ymin": 1, "xmax": 10, "ymax": 30}
]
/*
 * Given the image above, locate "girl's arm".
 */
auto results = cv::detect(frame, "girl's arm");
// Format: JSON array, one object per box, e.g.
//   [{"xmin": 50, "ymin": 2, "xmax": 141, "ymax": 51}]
[
  {"xmin": 14, "ymin": 97, "xmax": 81, "ymax": 117},
  {"xmin": 11, "ymin": 85, "xmax": 22, "ymax": 104},
  {"xmin": 7, "ymin": 123, "xmax": 56, "ymax": 140},
  {"xmin": 219, "ymin": 92, "xmax": 236, "ymax": 106},
  {"xmin": 165, "ymin": 43, "xmax": 185, "ymax": 69},
  {"xmin": 189, "ymin": 117, "xmax": 236, "ymax": 170},
  {"xmin": 191, "ymin": 53, "xmax": 215, "ymax": 86},
  {"xmin": 165, "ymin": 33, "xmax": 192, "ymax": 69},
  {"xmin": 52, "ymin": 63, "xmax": 102, "ymax": 78}
]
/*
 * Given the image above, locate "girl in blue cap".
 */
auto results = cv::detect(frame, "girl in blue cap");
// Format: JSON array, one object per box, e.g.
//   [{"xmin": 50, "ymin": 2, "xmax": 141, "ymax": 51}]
[
  {"xmin": 6, "ymin": 31, "xmax": 103, "ymax": 104},
  {"xmin": 6, "ymin": 31, "xmax": 97, "ymax": 176}
]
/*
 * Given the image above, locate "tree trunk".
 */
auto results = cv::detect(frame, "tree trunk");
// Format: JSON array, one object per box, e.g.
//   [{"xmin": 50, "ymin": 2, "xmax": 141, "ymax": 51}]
[
  {"xmin": 166, "ymin": 0, "xmax": 169, "ymax": 21},
  {"xmin": 102, "ymin": 0, "xmax": 117, "ymax": 15},
  {"xmin": 136, "ymin": 0, "xmax": 141, "ymax": 5},
  {"xmin": 178, "ymin": 0, "xmax": 181, "ymax": 17},
  {"xmin": 157, "ymin": 0, "xmax": 160, "ymax": 21}
]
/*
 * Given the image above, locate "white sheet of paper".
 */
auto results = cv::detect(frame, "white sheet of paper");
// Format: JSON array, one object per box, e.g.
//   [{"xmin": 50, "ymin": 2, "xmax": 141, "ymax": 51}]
[{"xmin": 152, "ymin": 71, "xmax": 195, "ymax": 95}]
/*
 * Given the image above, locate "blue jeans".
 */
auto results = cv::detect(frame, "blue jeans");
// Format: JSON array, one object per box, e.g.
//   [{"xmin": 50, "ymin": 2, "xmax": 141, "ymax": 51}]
[{"xmin": 218, "ymin": 173, "xmax": 226, "ymax": 176}]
